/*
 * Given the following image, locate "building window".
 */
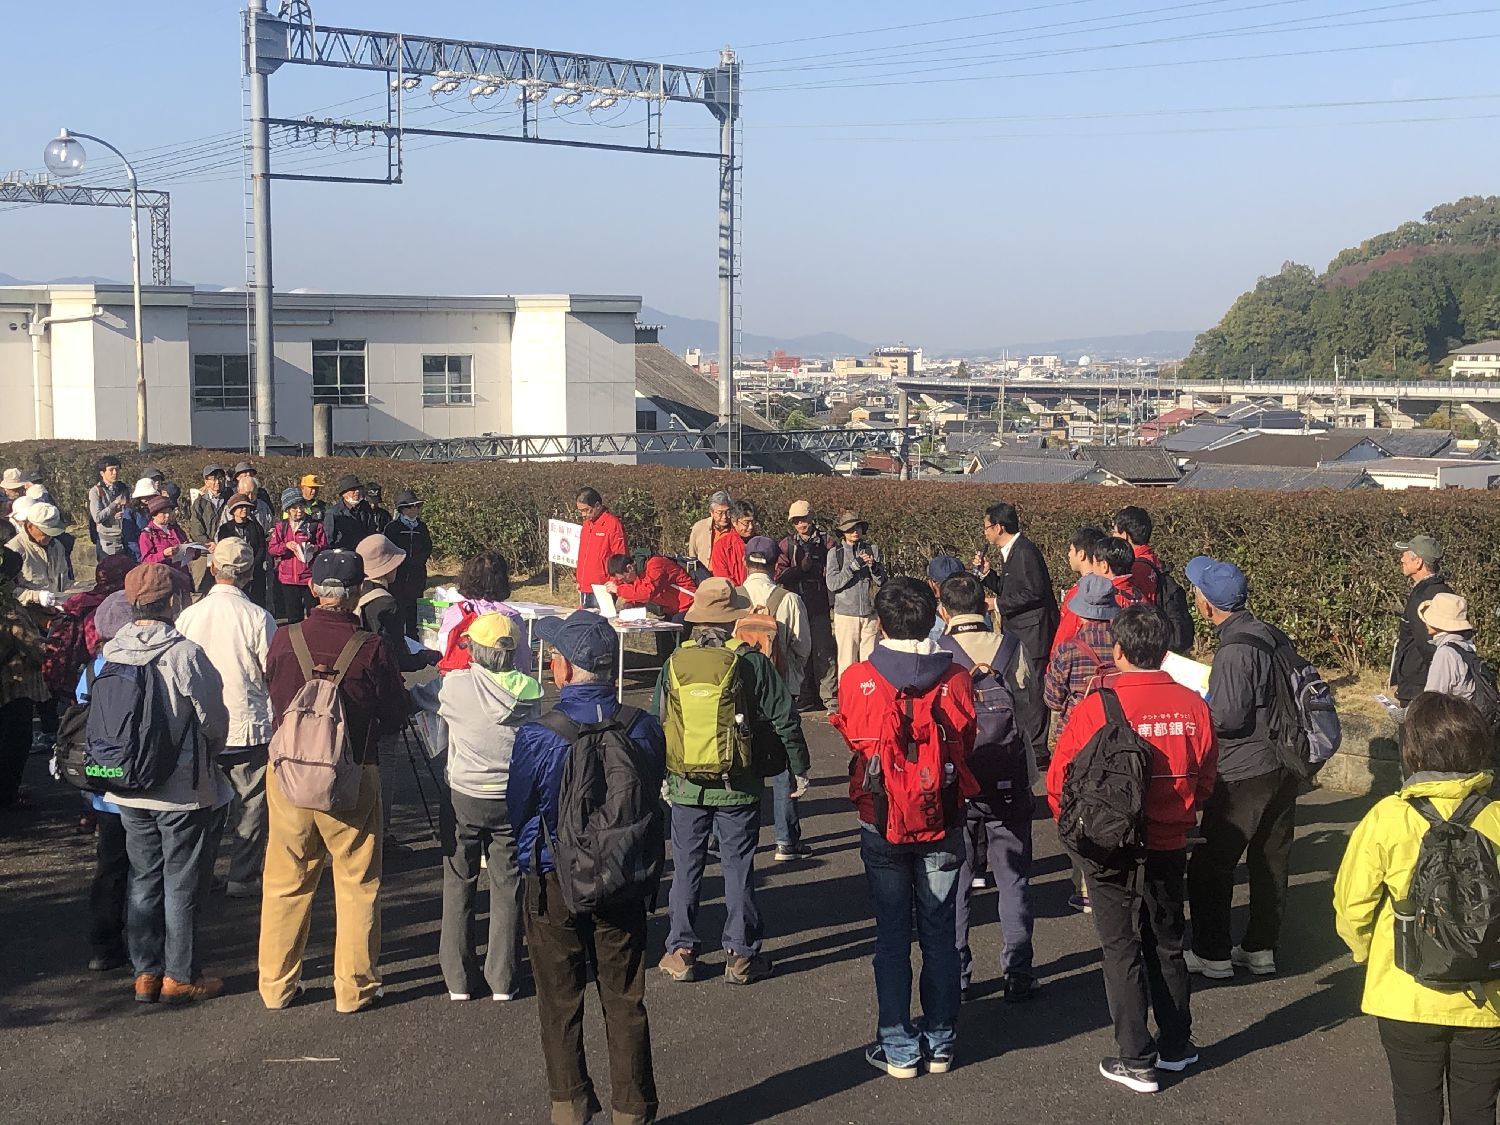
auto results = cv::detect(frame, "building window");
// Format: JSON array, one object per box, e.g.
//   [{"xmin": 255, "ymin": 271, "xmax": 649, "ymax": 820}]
[
  {"xmin": 192, "ymin": 354, "xmax": 251, "ymax": 410},
  {"xmin": 422, "ymin": 354, "xmax": 474, "ymax": 406},
  {"xmin": 635, "ymin": 409, "xmax": 659, "ymax": 432},
  {"xmin": 312, "ymin": 339, "xmax": 367, "ymax": 406}
]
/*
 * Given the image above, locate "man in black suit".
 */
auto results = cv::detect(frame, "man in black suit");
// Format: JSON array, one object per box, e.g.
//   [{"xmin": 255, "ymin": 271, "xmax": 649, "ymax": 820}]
[{"xmin": 975, "ymin": 501, "xmax": 1059, "ymax": 765}]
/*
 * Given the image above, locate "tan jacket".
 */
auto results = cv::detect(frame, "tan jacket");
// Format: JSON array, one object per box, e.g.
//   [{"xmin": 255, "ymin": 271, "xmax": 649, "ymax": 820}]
[
  {"xmin": 687, "ymin": 516, "xmax": 725, "ymax": 569},
  {"xmin": 4, "ymin": 532, "xmax": 68, "ymax": 607}
]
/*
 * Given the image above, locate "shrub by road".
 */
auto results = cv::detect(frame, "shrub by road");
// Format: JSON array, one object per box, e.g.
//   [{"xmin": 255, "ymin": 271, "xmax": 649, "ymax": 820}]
[{"xmin": 8, "ymin": 438, "xmax": 1494, "ymax": 673}]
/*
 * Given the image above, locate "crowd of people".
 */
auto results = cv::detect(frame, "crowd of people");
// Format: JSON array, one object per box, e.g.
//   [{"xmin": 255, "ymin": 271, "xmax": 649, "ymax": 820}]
[{"xmin": 1, "ymin": 465, "xmax": 1497, "ymax": 1125}]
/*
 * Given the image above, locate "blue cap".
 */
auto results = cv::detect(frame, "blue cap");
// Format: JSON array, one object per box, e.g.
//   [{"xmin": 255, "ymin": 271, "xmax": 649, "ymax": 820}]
[
  {"xmin": 1069, "ymin": 573, "xmax": 1119, "ymax": 621},
  {"xmin": 1184, "ymin": 555, "xmax": 1248, "ymax": 611},
  {"xmin": 744, "ymin": 535, "xmax": 780, "ymax": 566},
  {"xmin": 534, "ymin": 609, "xmax": 618, "ymax": 676},
  {"xmin": 926, "ymin": 555, "xmax": 968, "ymax": 584}
]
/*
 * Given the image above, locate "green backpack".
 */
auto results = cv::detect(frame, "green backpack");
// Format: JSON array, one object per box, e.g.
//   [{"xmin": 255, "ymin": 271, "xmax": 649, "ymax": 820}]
[{"xmin": 664, "ymin": 640, "xmax": 753, "ymax": 783}]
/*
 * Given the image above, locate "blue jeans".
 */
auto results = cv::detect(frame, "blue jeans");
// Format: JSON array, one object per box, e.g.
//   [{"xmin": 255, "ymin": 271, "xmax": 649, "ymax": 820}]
[
  {"xmin": 667, "ymin": 802, "xmax": 762, "ymax": 957},
  {"xmin": 772, "ymin": 771, "xmax": 801, "ymax": 849},
  {"xmin": 120, "ymin": 806, "xmax": 214, "ymax": 982},
  {"xmin": 860, "ymin": 826, "xmax": 963, "ymax": 1064},
  {"xmin": 955, "ymin": 800, "xmax": 1035, "ymax": 985}
]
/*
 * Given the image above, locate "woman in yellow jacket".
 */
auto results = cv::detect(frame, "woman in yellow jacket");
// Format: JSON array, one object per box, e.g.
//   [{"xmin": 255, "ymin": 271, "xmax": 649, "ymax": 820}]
[{"xmin": 1333, "ymin": 691, "xmax": 1500, "ymax": 1125}]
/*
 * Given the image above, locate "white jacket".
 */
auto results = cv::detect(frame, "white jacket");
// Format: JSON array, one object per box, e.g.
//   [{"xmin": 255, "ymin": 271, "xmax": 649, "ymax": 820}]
[
  {"xmin": 742, "ymin": 571, "xmax": 811, "ymax": 694},
  {"xmin": 176, "ymin": 583, "xmax": 278, "ymax": 747}
]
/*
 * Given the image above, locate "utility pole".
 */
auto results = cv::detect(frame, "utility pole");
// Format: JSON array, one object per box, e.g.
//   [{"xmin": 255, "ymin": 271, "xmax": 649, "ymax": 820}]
[
  {"xmin": 714, "ymin": 48, "xmax": 740, "ymax": 468},
  {"xmin": 246, "ymin": 0, "xmax": 282, "ymax": 456}
]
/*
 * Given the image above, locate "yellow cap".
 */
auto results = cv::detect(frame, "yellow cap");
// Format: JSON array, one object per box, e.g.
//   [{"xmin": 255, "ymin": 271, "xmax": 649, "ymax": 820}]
[
  {"xmin": 300, "ymin": 474, "xmax": 321, "ymax": 488},
  {"xmin": 467, "ymin": 612, "xmax": 518, "ymax": 650}
]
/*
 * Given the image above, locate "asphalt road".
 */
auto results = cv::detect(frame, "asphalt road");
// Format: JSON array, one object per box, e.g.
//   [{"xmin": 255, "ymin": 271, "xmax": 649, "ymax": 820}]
[{"xmin": 1, "ymin": 663, "xmax": 1391, "ymax": 1125}]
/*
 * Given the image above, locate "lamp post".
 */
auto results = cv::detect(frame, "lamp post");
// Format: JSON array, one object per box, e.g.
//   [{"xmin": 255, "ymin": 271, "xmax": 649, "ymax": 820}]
[{"xmin": 44, "ymin": 129, "xmax": 148, "ymax": 452}]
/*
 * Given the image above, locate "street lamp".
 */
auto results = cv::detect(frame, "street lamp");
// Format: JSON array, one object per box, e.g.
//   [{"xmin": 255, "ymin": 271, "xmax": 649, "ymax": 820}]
[{"xmin": 44, "ymin": 129, "xmax": 148, "ymax": 452}]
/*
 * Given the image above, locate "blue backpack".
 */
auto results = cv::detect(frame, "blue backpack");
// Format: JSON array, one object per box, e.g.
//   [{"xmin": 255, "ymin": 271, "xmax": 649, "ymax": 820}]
[
  {"xmin": 83, "ymin": 652, "xmax": 196, "ymax": 794},
  {"xmin": 938, "ymin": 629, "xmax": 1029, "ymax": 812}
]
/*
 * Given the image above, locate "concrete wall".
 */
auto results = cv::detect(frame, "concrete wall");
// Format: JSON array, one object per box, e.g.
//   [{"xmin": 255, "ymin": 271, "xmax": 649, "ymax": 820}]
[
  {"xmin": 0, "ymin": 286, "xmax": 640, "ymax": 453},
  {"xmin": 189, "ymin": 305, "xmax": 515, "ymax": 448}
]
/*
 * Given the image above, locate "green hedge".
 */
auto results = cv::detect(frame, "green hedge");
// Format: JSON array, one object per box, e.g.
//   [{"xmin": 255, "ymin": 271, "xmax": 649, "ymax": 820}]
[{"xmin": 5, "ymin": 439, "xmax": 1495, "ymax": 672}]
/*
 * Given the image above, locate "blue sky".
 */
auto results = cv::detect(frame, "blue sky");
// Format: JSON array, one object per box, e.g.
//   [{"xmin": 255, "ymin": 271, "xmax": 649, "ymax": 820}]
[{"xmin": 2, "ymin": 0, "xmax": 1498, "ymax": 351}]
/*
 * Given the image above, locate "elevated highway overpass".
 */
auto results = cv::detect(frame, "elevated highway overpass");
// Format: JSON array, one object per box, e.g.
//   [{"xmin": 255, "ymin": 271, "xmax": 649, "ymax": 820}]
[{"xmin": 892, "ymin": 376, "xmax": 1500, "ymax": 404}]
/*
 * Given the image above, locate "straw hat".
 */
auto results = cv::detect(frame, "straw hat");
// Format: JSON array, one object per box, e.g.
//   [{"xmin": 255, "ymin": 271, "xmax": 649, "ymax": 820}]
[
  {"xmin": 1419, "ymin": 592, "xmax": 1472, "ymax": 634},
  {"xmin": 684, "ymin": 578, "xmax": 753, "ymax": 625},
  {"xmin": 356, "ymin": 534, "xmax": 407, "ymax": 581}
]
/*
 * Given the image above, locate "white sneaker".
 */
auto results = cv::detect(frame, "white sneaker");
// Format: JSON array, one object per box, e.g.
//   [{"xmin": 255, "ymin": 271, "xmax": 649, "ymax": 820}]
[
  {"xmin": 493, "ymin": 992, "xmax": 516, "ymax": 1001},
  {"xmin": 449, "ymin": 992, "xmax": 472, "ymax": 1001},
  {"xmin": 1183, "ymin": 950, "xmax": 1234, "ymax": 979},
  {"xmin": 1231, "ymin": 945, "xmax": 1276, "ymax": 975}
]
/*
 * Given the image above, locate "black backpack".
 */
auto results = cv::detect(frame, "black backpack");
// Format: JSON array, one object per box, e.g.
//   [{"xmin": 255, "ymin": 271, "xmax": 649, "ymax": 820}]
[
  {"xmin": 54, "ymin": 662, "xmax": 106, "ymax": 793},
  {"xmin": 1058, "ymin": 688, "xmax": 1153, "ymax": 871},
  {"xmin": 1147, "ymin": 561, "xmax": 1196, "ymax": 655},
  {"xmin": 1446, "ymin": 644, "xmax": 1500, "ymax": 741},
  {"xmin": 1393, "ymin": 793, "xmax": 1500, "ymax": 1005},
  {"xmin": 83, "ymin": 652, "xmax": 197, "ymax": 794},
  {"xmin": 536, "ymin": 705, "xmax": 665, "ymax": 916}
]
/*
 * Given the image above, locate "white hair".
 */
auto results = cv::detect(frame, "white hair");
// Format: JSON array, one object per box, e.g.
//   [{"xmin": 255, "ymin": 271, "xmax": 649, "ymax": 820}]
[
  {"xmin": 312, "ymin": 581, "xmax": 356, "ymax": 602},
  {"xmin": 468, "ymin": 639, "xmax": 513, "ymax": 674}
]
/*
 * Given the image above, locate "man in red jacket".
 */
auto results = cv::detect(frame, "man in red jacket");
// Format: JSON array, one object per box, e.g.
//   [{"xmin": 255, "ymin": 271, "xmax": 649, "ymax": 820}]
[
  {"xmin": 829, "ymin": 577, "xmax": 977, "ymax": 1081},
  {"xmin": 605, "ymin": 552, "xmax": 697, "ymax": 658},
  {"xmin": 1111, "ymin": 506, "xmax": 1165, "ymax": 606},
  {"xmin": 573, "ymin": 487, "xmax": 627, "ymax": 609},
  {"xmin": 1047, "ymin": 605, "xmax": 1218, "ymax": 1095}
]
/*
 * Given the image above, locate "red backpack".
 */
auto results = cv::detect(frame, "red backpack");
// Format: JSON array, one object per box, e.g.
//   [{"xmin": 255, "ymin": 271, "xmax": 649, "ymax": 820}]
[
  {"xmin": 832, "ymin": 664, "xmax": 974, "ymax": 845},
  {"xmin": 437, "ymin": 602, "xmax": 481, "ymax": 673}
]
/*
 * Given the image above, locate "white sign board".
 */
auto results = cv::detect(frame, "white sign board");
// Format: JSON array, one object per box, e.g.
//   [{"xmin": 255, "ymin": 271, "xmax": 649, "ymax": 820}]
[{"xmin": 548, "ymin": 518, "xmax": 581, "ymax": 568}]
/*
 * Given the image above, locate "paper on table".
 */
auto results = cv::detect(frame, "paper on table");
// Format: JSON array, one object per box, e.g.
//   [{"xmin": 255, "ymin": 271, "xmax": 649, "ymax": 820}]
[
  {"xmin": 618, "ymin": 606, "xmax": 648, "ymax": 623},
  {"xmin": 592, "ymin": 584, "xmax": 619, "ymax": 618},
  {"xmin": 1161, "ymin": 652, "xmax": 1212, "ymax": 698}
]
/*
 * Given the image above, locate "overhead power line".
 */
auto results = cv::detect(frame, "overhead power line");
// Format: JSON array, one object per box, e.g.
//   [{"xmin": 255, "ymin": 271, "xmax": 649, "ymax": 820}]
[{"xmin": 748, "ymin": 28, "xmax": 1500, "ymax": 93}]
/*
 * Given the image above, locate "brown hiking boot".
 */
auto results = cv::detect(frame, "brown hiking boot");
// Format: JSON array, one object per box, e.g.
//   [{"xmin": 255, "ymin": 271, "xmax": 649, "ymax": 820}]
[
  {"xmin": 134, "ymin": 973, "xmax": 163, "ymax": 1004},
  {"xmin": 657, "ymin": 949, "xmax": 698, "ymax": 982},
  {"xmin": 160, "ymin": 975, "xmax": 225, "ymax": 1004},
  {"xmin": 725, "ymin": 953, "xmax": 773, "ymax": 985}
]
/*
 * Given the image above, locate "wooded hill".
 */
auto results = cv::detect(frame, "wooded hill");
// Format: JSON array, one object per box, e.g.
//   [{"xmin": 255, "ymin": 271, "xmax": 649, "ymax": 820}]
[{"xmin": 1181, "ymin": 196, "xmax": 1500, "ymax": 381}]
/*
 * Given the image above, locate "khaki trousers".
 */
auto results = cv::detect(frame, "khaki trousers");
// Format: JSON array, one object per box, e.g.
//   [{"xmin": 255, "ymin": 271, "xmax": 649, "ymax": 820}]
[
  {"xmin": 258, "ymin": 763, "xmax": 383, "ymax": 1012},
  {"xmin": 833, "ymin": 612, "xmax": 880, "ymax": 680}
]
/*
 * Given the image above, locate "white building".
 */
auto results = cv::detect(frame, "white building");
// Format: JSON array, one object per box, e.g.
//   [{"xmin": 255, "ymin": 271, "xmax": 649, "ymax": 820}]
[
  {"xmin": 0, "ymin": 284, "xmax": 642, "ymax": 451},
  {"xmin": 1449, "ymin": 340, "xmax": 1500, "ymax": 379}
]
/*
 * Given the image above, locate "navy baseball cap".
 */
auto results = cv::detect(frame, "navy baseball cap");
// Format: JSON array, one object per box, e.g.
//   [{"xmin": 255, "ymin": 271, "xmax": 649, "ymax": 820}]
[
  {"xmin": 310, "ymin": 548, "xmax": 365, "ymax": 589},
  {"xmin": 1184, "ymin": 555, "xmax": 1248, "ymax": 612},
  {"xmin": 744, "ymin": 535, "xmax": 780, "ymax": 566},
  {"xmin": 535, "ymin": 610, "xmax": 618, "ymax": 675},
  {"xmin": 926, "ymin": 555, "xmax": 968, "ymax": 584}
]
